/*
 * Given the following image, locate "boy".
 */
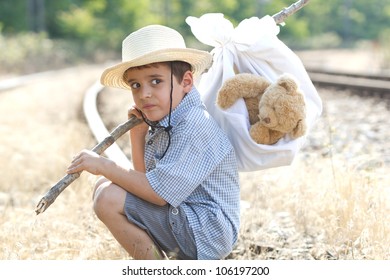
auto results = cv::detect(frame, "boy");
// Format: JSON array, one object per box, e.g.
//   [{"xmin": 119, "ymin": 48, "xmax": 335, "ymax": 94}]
[{"xmin": 67, "ymin": 25, "xmax": 240, "ymax": 260}]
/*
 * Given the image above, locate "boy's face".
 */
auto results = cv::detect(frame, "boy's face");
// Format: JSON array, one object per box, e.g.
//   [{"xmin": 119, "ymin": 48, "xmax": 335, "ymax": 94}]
[{"xmin": 125, "ymin": 63, "xmax": 193, "ymax": 122}]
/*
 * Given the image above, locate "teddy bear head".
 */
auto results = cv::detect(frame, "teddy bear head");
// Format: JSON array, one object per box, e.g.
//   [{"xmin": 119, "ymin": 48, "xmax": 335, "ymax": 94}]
[{"xmin": 258, "ymin": 74, "xmax": 307, "ymax": 138}]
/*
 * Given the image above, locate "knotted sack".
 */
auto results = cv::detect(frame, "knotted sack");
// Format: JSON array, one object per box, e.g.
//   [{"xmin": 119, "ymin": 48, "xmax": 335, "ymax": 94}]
[{"xmin": 186, "ymin": 13, "xmax": 323, "ymax": 172}]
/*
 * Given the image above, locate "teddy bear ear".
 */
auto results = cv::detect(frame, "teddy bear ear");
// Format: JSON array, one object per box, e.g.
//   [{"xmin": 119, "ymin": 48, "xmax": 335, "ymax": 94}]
[
  {"xmin": 290, "ymin": 119, "xmax": 307, "ymax": 138},
  {"xmin": 277, "ymin": 74, "xmax": 298, "ymax": 94}
]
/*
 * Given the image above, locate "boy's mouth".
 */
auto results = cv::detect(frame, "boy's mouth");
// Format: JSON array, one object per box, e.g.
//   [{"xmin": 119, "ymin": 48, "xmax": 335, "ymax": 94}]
[{"xmin": 142, "ymin": 104, "xmax": 155, "ymax": 110}]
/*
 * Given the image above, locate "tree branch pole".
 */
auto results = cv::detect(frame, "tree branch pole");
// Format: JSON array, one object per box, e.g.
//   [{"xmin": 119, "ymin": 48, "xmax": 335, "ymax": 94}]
[
  {"xmin": 272, "ymin": 0, "xmax": 310, "ymax": 25},
  {"xmin": 35, "ymin": 0, "xmax": 310, "ymax": 215},
  {"xmin": 35, "ymin": 116, "xmax": 142, "ymax": 215}
]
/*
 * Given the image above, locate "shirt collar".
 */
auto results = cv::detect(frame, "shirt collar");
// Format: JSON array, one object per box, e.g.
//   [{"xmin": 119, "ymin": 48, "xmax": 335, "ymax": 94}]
[{"xmin": 158, "ymin": 86, "xmax": 203, "ymax": 128}]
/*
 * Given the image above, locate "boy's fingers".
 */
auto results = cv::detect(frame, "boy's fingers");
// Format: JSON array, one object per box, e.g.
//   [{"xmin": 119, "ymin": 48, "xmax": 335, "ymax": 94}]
[
  {"xmin": 128, "ymin": 106, "xmax": 143, "ymax": 119},
  {"xmin": 71, "ymin": 154, "xmax": 81, "ymax": 163},
  {"xmin": 69, "ymin": 150, "xmax": 94, "ymax": 166},
  {"xmin": 66, "ymin": 163, "xmax": 80, "ymax": 174}
]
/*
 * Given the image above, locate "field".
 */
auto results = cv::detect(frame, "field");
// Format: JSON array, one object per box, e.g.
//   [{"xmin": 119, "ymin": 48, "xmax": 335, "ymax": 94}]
[{"xmin": 0, "ymin": 51, "xmax": 389, "ymax": 260}]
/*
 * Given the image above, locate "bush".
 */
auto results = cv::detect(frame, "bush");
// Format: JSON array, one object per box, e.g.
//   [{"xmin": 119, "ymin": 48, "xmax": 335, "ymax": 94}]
[{"xmin": 0, "ymin": 32, "xmax": 116, "ymax": 75}]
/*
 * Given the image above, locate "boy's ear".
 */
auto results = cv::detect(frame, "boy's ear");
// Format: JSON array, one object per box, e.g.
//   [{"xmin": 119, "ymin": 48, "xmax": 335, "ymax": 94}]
[{"xmin": 182, "ymin": 70, "xmax": 193, "ymax": 91}]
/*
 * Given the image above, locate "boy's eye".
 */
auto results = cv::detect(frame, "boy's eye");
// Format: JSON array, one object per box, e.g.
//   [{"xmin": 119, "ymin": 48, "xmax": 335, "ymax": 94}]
[
  {"xmin": 131, "ymin": 82, "xmax": 140, "ymax": 89},
  {"xmin": 152, "ymin": 79, "xmax": 161, "ymax": 85}
]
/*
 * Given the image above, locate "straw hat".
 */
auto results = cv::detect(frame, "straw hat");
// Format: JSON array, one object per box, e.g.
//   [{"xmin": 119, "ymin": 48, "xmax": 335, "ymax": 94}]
[{"xmin": 100, "ymin": 25, "xmax": 212, "ymax": 90}]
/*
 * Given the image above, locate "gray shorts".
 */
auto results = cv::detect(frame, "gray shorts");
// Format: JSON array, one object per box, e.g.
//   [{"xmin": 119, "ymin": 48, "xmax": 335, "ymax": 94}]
[{"xmin": 124, "ymin": 192, "xmax": 197, "ymax": 259}]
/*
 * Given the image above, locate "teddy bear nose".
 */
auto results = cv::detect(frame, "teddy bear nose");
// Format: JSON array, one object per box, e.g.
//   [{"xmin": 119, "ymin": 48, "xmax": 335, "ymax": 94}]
[{"xmin": 262, "ymin": 117, "xmax": 271, "ymax": 124}]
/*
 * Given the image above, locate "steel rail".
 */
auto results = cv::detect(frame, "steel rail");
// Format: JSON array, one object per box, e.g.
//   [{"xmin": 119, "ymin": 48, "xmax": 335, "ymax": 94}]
[
  {"xmin": 307, "ymin": 68, "xmax": 390, "ymax": 81},
  {"xmin": 308, "ymin": 71, "xmax": 390, "ymax": 93}
]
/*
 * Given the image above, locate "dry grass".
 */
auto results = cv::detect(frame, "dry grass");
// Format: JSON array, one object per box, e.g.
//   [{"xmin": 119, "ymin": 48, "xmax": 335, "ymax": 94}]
[
  {"xmin": 1, "ymin": 63, "xmax": 389, "ymax": 260},
  {"xmin": 235, "ymin": 153, "xmax": 390, "ymax": 259},
  {"xmin": 0, "ymin": 66, "xmax": 128, "ymax": 260}
]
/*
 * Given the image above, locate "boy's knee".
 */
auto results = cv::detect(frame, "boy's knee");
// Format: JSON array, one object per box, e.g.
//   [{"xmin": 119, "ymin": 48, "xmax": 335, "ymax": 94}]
[
  {"xmin": 92, "ymin": 177, "xmax": 109, "ymax": 200},
  {"xmin": 92, "ymin": 177, "xmax": 117, "ymax": 213},
  {"xmin": 93, "ymin": 185, "xmax": 111, "ymax": 220},
  {"xmin": 93, "ymin": 183, "xmax": 126, "ymax": 220}
]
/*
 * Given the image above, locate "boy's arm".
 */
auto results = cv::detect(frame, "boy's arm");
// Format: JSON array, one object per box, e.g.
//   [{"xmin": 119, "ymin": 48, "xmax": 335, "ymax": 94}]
[
  {"xmin": 128, "ymin": 108, "xmax": 148, "ymax": 173},
  {"xmin": 66, "ymin": 109, "xmax": 167, "ymax": 206},
  {"xmin": 102, "ymin": 159, "xmax": 167, "ymax": 206},
  {"xmin": 67, "ymin": 150, "xmax": 166, "ymax": 206},
  {"xmin": 130, "ymin": 125, "xmax": 147, "ymax": 172}
]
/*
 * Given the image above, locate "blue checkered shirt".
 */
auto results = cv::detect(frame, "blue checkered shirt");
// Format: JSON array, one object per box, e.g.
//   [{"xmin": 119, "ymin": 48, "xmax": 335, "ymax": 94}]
[{"xmin": 145, "ymin": 87, "xmax": 240, "ymax": 259}]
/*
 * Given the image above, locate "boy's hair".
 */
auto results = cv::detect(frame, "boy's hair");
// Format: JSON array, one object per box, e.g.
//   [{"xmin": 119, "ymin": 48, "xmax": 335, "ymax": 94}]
[{"xmin": 124, "ymin": 61, "xmax": 192, "ymax": 84}]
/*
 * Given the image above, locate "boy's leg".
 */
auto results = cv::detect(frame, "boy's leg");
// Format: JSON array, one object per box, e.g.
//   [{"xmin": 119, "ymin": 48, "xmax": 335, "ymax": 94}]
[
  {"xmin": 93, "ymin": 176, "xmax": 108, "ymax": 200},
  {"xmin": 93, "ymin": 180, "xmax": 163, "ymax": 260}
]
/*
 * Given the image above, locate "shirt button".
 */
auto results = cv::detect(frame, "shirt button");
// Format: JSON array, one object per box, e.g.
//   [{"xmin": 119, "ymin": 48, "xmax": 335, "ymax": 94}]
[
  {"xmin": 147, "ymin": 140, "xmax": 153, "ymax": 145},
  {"xmin": 171, "ymin": 208, "xmax": 179, "ymax": 215}
]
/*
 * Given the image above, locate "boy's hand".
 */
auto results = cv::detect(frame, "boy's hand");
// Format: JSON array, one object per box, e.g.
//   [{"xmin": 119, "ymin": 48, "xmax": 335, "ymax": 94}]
[
  {"xmin": 128, "ymin": 105, "xmax": 143, "ymax": 120},
  {"xmin": 128, "ymin": 106, "xmax": 149, "ymax": 136},
  {"xmin": 66, "ymin": 149, "xmax": 109, "ymax": 176}
]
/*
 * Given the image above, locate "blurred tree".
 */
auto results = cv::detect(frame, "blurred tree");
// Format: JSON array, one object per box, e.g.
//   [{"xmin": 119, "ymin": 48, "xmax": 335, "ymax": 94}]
[
  {"xmin": 27, "ymin": 0, "xmax": 46, "ymax": 32},
  {"xmin": 295, "ymin": 0, "xmax": 390, "ymax": 46},
  {"xmin": 0, "ymin": 0, "xmax": 28, "ymax": 32},
  {"xmin": 1, "ymin": 0, "xmax": 390, "ymax": 50}
]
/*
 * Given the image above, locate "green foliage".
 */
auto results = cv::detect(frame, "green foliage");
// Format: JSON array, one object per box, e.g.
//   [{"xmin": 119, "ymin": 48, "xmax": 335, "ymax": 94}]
[
  {"xmin": 1, "ymin": 0, "xmax": 390, "ymax": 73},
  {"xmin": 58, "ymin": 6, "xmax": 101, "ymax": 39},
  {"xmin": 0, "ymin": 32, "xmax": 66, "ymax": 73},
  {"xmin": 0, "ymin": 0, "xmax": 28, "ymax": 32},
  {"xmin": 295, "ymin": 0, "xmax": 390, "ymax": 45},
  {"xmin": 0, "ymin": 31, "xmax": 116, "ymax": 74},
  {"xmin": 1, "ymin": 0, "xmax": 390, "ymax": 44}
]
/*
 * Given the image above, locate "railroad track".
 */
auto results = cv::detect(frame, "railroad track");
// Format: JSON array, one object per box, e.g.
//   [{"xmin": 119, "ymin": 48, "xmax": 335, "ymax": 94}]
[{"xmin": 307, "ymin": 68, "xmax": 390, "ymax": 94}]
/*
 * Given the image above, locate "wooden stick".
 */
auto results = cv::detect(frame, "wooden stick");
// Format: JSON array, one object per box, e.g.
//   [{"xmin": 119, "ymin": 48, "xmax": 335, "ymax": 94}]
[
  {"xmin": 272, "ymin": 0, "xmax": 310, "ymax": 24},
  {"xmin": 35, "ymin": 116, "xmax": 142, "ymax": 215}
]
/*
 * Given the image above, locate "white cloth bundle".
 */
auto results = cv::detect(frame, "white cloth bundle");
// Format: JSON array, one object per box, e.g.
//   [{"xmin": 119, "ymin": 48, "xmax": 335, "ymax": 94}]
[{"xmin": 186, "ymin": 13, "xmax": 323, "ymax": 172}]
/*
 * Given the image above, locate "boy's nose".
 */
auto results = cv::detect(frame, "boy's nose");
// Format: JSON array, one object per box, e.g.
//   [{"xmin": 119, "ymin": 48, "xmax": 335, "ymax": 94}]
[{"xmin": 140, "ymin": 87, "xmax": 152, "ymax": 99}]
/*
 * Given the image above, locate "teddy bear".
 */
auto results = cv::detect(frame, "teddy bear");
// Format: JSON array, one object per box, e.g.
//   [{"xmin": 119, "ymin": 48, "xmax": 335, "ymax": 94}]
[{"xmin": 216, "ymin": 73, "xmax": 306, "ymax": 145}]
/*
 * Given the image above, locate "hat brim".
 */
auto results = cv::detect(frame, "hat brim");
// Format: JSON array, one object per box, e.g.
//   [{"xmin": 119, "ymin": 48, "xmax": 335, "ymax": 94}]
[{"xmin": 100, "ymin": 48, "xmax": 212, "ymax": 90}]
